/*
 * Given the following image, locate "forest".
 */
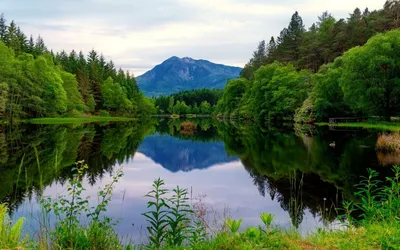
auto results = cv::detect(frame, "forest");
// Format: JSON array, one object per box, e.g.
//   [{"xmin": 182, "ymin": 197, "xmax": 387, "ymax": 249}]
[
  {"xmin": 0, "ymin": 14, "xmax": 155, "ymax": 121},
  {"xmin": 216, "ymin": 1, "xmax": 400, "ymax": 122},
  {"xmin": 1, "ymin": 1, "xmax": 400, "ymax": 121},
  {"xmin": 154, "ymin": 89, "xmax": 222, "ymax": 115}
]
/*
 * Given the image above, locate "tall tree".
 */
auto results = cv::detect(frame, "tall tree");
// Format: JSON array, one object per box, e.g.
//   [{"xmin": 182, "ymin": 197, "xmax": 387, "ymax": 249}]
[
  {"xmin": 5, "ymin": 21, "xmax": 19, "ymax": 52},
  {"xmin": 384, "ymin": 0, "xmax": 400, "ymax": 28},
  {"xmin": 276, "ymin": 11, "xmax": 306, "ymax": 63},
  {"xmin": 240, "ymin": 40, "xmax": 266, "ymax": 79},
  {"xmin": 15, "ymin": 27, "xmax": 27, "ymax": 54},
  {"xmin": 251, "ymin": 40, "xmax": 266, "ymax": 68},
  {"xmin": 340, "ymin": 29, "xmax": 400, "ymax": 121},
  {"xmin": 0, "ymin": 14, "xmax": 7, "ymax": 42},
  {"xmin": 26, "ymin": 35, "xmax": 35, "ymax": 54},
  {"xmin": 34, "ymin": 35, "xmax": 47, "ymax": 56},
  {"xmin": 266, "ymin": 36, "xmax": 277, "ymax": 61}
]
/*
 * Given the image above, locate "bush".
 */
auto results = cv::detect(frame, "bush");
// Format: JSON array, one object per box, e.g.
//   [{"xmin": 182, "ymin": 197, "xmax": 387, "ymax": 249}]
[
  {"xmin": 68, "ymin": 109, "xmax": 83, "ymax": 117},
  {"xmin": 294, "ymin": 97, "xmax": 316, "ymax": 123},
  {"xmin": 180, "ymin": 121, "xmax": 196, "ymax": 131},
  {"xmin": 376, "ymin": 133, "xmax": 400, "ymax": 153},
  {"xmin": 99, "ymin": 110, "xmax": 110, "ymax": 117}
]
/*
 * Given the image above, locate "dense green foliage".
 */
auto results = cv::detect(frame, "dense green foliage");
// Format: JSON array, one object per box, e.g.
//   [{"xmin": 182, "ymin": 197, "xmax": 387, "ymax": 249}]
[
  {"xmin": 217, "ymin": 62, "xmax": 312, "ymax": 120},
  {"xmin": 0, "ymin": 14, "xmax": 154, "ymax": 120},
  {"xmin": 154, "ymin": 89, "xmax": 222, "ymax": 114},
  {"xmin": 297, "ymin": 28, "xmax": 400, "ymax": 122},
  {"xmin": 218, "ymin": 2, "xmax": 400, "ymax": 122},
  {"xmin": 340, "ymin": 30, "xmax": 400, "ymax": 121}
]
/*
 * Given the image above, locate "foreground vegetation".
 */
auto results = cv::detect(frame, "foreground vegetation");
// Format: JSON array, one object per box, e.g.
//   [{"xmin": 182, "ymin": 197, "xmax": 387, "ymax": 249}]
[{"xmin": 1, "ymin": 161, "xmax": 399, "ymax": 249}]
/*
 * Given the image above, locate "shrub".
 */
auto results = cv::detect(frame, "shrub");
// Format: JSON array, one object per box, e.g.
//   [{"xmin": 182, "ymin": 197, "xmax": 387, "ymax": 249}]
[
  {"xmin": 143, "ymin": 179, "xmax": 204, "ymax": 249},
  {"xmin": 180, "ymin": 121, "xmax": 196, "ymax": 130},
  {"xmin": 376, "ymin": 132, "xmax": 400, "ymax": 153},
  {"xmin": 40, "ymin": 161, "xmax": 126, "ymax": 250},
  {"xmin": 68, "ymin": 109, "xmax": 83, "ymax": 117},
  {"xmin": 99, "ymin": 110, "xmax": 110, "ymax": 117},
  {"xmin": 0, "ymin": 204, "xmax": 31, "ymax": 249},
  {"xmin": 294, "ymin": 97, "xmax": 316, "ymax": 123}
]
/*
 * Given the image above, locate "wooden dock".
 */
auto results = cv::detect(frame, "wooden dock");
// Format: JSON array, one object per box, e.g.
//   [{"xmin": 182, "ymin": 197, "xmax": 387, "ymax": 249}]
[{"xmin": 329, "ymin": 117, "xmax": 361, "ymax": 124}]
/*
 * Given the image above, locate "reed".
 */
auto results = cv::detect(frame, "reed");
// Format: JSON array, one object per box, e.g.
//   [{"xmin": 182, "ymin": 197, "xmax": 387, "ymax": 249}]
[{"xmin": 376, "ymin": 132, "xmax": 400, "ymax": 153}]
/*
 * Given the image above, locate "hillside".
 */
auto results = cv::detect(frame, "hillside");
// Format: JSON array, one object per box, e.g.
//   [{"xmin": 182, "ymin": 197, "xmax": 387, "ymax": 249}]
[{"xmin": 136, "ymin": 56, "xmax": 242, "ymax": 96}]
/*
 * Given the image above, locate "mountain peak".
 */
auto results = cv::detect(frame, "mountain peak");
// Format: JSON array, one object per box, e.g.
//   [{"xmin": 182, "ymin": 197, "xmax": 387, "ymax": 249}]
[
  {"xmin": 165, "ymin": 56, "xmax": 180, "ymax": 61},
  {"xmin": 181, "ymin": 57, "xmax": 194, "ymax": 62},
  {"xmin": 136, "ymin": 57, "xmax": 242, "ymax": 96},
  {"xmin": 164, "ymin": 56, "xmax": 197, "ymax": 64}
]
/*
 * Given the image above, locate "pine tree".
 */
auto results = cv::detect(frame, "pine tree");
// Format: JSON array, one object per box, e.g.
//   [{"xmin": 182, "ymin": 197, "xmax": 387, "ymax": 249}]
[
  {"xmin": 76, "ymin": 51, "xmax": 91, "ymax": 103},
  {"xmin": 16, "ymin": 27, "xmax": 27, "ymax": 53},
  {"xmin": 34, "ymin": 35, "xmax": 47, "ymax": 56},
  {"xmin": 266, "ymin": 36, "xmax": 277, "ymax": 63},
  {"xmin": 6, "ymin": 21, "xmax": 18, "ymax": 49},
  {"xmin": 276, "ymin": 11, "xmax": 305, "ymax": 63},
  {"xmin": 67, "ymin": 50, "xmax": 78, "ymax": 72},
  {"xmin": 0, "ymin": 14, "xmax": 7, "ymax": 43},
  {"xmin": 385, "ymin": 0, "xmax": 400, "ymax": 28},
  {"xmin": 27, "ymin": 35, "xmax": 35, "ymax": 54},
  {"xmin": 87, "ymin": 49, "xmax": 103, "ymax": 109},
  {"xmin": 251, "ymin": 40, "xmax": 266, "ymax": 69},
  {"xmin": 286, "ymin": 11, "xmax": 305, "ymax": 61},
  {"xmin": 317, "ymin": 11, "xmax": 333, "ymax": 25}
]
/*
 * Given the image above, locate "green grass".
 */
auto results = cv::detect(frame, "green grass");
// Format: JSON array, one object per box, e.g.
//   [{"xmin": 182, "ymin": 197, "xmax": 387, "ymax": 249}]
[
  {"xmin": 166, "ymin": 223, "xmax": 400, "ymax": 250},
  {"xmin": 317, "ymin": 121, "xmax": 400, "ymax": 131},
  {"xmin": 0, "ymin": 204, "xmax": 32, "ymax": 249},
  {"xmin": 23, "ymin": 116, "xmax": 138, "ymax": 124}
]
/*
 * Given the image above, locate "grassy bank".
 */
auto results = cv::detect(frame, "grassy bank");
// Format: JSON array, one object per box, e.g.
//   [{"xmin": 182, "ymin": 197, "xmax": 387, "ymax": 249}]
[
  {"xmin": 317, "ymin": 121, "xmax": 400, "ymax": 131},
  {"xmin": 23, "ymin": 116, "xmax": 138, "ymax": 125},
  {"xmin": 2, "ymin": 165, "xmax": 400, "ymax": 249},
  {"xmin": 174, "ymin": 222, "xmax": 400, "ymax": 249}
]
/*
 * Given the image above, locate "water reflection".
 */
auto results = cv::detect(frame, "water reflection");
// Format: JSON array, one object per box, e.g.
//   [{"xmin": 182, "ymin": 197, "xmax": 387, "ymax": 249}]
[
  {"xmin": 138, "ymin": 134, "xmax": 237, "ymax": 172},
  {"xmin": 0, "ymin": 119, "xmax": 395, "ymax": 237}
]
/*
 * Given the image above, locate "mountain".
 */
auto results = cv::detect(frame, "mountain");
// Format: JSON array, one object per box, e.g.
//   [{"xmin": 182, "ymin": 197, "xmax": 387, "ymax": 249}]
[
  {"xmin": 137, "ymin": 134, "xmax": 238, "ymax": 172},
  {"xmin": 136, "ymin": 56, "xmax": 242, "ymax": 96}
]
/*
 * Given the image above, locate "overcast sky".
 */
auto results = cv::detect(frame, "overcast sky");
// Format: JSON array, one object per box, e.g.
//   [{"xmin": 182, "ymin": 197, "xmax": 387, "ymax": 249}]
[{"xmin": 1, "ymin": 0, "xmax": 384, "ymax": 75}]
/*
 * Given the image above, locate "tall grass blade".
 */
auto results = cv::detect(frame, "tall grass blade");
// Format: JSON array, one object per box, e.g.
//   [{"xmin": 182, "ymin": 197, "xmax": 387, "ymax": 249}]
[
  {"xmin": 15, "ymin": 154, "xmax": 25, "ymax": 199},
  {"xmin": 33, "ymin": 145, "xmax": 43, "ymax": 190}
]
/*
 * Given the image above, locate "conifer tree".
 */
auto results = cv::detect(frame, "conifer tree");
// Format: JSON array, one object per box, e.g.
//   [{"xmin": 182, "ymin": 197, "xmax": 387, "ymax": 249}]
[
  {"xmin": 0, "ymin": 14, "xmax": 7, "ymax": 43},
  {"xmin": 34, "ymin": 35, "xmax": 47, "ymax": 56},
  {"xmin": 385, "ymin": 0, "xmax": 400, "ymax": 28}
]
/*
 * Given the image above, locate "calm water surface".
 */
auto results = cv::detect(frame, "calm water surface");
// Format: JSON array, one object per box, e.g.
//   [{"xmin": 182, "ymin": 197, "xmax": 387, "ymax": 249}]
[{"xmin": 0, "ymin": 119, "xmax": 395, "ymax": 241}]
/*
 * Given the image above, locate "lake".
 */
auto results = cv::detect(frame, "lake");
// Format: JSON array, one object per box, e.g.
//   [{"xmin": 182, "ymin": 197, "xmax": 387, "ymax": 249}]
[{"xmin": 0, "ymin": 118, "xmax": 395, "ymax": 241}]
